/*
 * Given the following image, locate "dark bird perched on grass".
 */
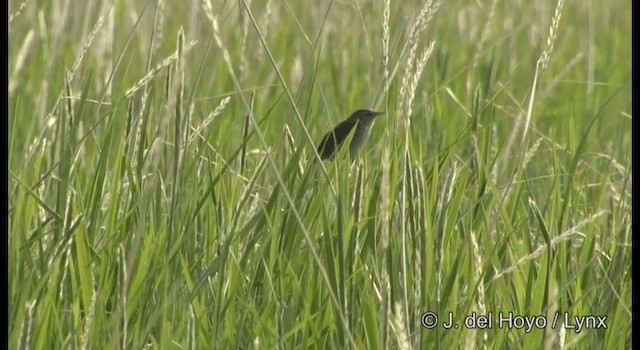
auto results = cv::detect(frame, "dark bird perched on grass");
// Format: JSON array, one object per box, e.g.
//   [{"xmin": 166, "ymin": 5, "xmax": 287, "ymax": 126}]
[{"xmin": 316, "ymin": 109, "xmax": 384, "ymax": 161}]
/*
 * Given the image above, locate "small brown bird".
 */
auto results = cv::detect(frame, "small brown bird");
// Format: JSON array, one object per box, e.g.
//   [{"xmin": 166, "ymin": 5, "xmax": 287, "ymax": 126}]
[{"xmin": 317, "ymin": 109, "xmax": 384, "ymax": 160}]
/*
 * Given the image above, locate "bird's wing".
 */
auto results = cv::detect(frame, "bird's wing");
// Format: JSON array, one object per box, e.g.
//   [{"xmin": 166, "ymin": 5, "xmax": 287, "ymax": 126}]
[{"xmin": 317, "ymin": 118, "xmax": 358, "ymax": 159}]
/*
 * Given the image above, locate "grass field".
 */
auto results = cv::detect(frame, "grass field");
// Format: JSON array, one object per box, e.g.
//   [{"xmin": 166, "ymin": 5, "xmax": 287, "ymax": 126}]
[{"xmin": 9, "ymin": 0, "xmax": 631, "ymax": 348}]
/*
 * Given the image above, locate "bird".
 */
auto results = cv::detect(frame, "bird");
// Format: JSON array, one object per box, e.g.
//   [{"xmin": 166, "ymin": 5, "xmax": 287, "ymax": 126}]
[{"xmin": 316, "ymin": 109, "xmax": 384, "ymax": 161}]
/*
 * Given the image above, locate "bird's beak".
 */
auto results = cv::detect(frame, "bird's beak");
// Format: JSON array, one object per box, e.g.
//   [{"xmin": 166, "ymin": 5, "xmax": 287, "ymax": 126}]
[{"xmin": 374, "ymin": 111, "xmax": 385, "ymax": 117}]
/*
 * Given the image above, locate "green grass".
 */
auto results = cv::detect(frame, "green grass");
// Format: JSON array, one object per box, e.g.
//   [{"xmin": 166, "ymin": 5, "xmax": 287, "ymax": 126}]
[{"xmin": 9, "ymin": 0, "xmax": 631, "ymax": 348}]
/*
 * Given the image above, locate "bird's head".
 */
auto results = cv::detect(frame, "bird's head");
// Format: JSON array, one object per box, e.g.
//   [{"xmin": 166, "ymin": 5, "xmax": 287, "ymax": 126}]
[{"xmin": 348, "ymin": 109, "xmax": 384, "ymax": 124}]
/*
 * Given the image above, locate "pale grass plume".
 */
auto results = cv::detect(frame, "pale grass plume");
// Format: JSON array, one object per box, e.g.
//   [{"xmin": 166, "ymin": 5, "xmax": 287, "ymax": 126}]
[
  {"xmin": 290, "ymin": 56, "xmax": 303, "ymax": 89},
  {"xmin": 436, "ymin": 161, "xmax": 459, "ymax": 303},
  {"xmin": 539, "ymin": 52, "xmax": 584, "ymax": 100},
  {"xmin": 499, "ymin": 0, "xmax": 564, "ymax": 172},
  {"xmin": 352, "ymin": 163, "xmax": 365, "ymax": 245},
  {"xmin": 391, "ymin": 301, "xmax": 410, "ymax": 350},
  {"xmin": 490, "ymin": 125, "xmax": 498, "ymax": 182},
  {"xmin": 239, "ymin": 0, "xmax": 250, "ymax": 82},
  {"xmin": 17, "ymin": 299, "xmax": 36, "ymax": 350},
  {"xmin": 132, "ymin": 90, "xmax": 149, "ymax": 169},
  {"xmin": 398, "ymin": 47, "xmax": 415, "ymax": 117},
  {"xmin": 46, "ymin": 232, "xmax": 71, "ymax": 274},
  {"xmin": 436, "ymin": 161, "xmax": 459, "ymax": 224},
  {"xmin": 26, "ymin": 129, "xmax": 47, "ymax": 162},
  {"xmin": 600, "ymin": 152, "xmax": 630, "ymax": 177},
  {"xmin": 538, "ymin": 0, "xmax": 565, "ymax": 71},
  {"xmin": 491, "ymin": 210, "xmax": 607, "ymax": 283},
  {"xmin": 544, "ymin": 281, "xmax": 560, "ymax": 350},
  {"xmin": 283, "ymin": 123, "xmax": 296, "ymax": 156},
  {"xmin": 478, "ymin": 0, "xmax": 498, "ymax": 50},
  {"xmin": 9, "ymin": 29, "xmax": 35, "ymax": 95},
  {"xmin": 558, "ymin": 323, "xmax": 567, "ymax": 350},
  {"xmin": 412, "ymin": 45, "xmax": 436, "ymax": 100},
  {"xmin": 467, "ymin": 0, "xmax": 498, "ymax": 95},
  {"xmin": 410, "ymin": 0, "xmax": 442, "ymax": 40},
  {"xmin": 413, "ymin": 250, "xmax": 422, "ymax": 301},
  {"xmin": 202, "ymin": 0, "xmax": 235, "ymax": 88},
  {"xmin": 443, "ymin": 87, "xmax": 471, "ymax": 118},
  {"xmin": 374, "ymin": 268, "xmax": 391, "ymax": 347},
  {"xmin": 42, "ymin": 1, "xmax": 113, "ymax": 136},
  {"xmin": 379, "ymin": 148, "xmax": 391, "ymax": 249},
  {"xmin": 9, "ymin": 0, "xmax": 31, "ymax": 23},
  {"xmin": 62, "ymin": 190, "xmax": 76, "ymax": 240},
  {"xmin": 96, "ymin": 4, "xmax": 114, "ymax": 98},
  {"xmin": 188, "ymin": 305, "xmax": 196, "ymax": 348},
  {"xmin": 402, "ymin": 41, "xmax": 436, "ymax": 122},
  {"xmin": 144, "ymin": 30, "xmax": 196, "ymax": 174},
  {"xmin": 80, "ymin": 287, "xmax": 98, "ymax": 350},
  {"xmin": 522, "ymin": 137, "xmax": 543, "ymax": 170},
  {"xmin": 52, "ymin": 0, "xmax": 71, "ymax": 49},
  {"xmin": 176, "ymin": 27, "xmax": 187, "ymax": 123},
  {"xmin": 413, "ymin": 181, "xmax": 423, "ymax": 301},
  {"xmin": 376, "ymin": 268, "xmax": 390, "ymax": 312},
  {"xmin": 154, "ymin": 0, "xmax": 166, "ymax": 52},
  {"xmin": 37, "ymin": 164, "xmax": 49, "ymax": 223},
  {"xmin": 262, "ymin": 0, "xmax": 274, "ymax": 38},
  {"xmin": 188, "ymin": 96, "xmax": 232, "ymax": 146},
  {"xmin": 469, "ymin": 230, "xmax": 488, "ymax": 350},
  {"xmin": 529, "ymin": 0, "xmax": 565, "ymax": 134},
  {"xmin": 73, "ymin": 120, "xmax": 87, "ymax": 166},
  {"xmin": 174, "ymin": 24, "xmax": 185, "ymax": 72},
  {"xmin": 243, "ymin": 191, "xmax": 263, "ymax": 228},
  {"xmin": 58, "ymin": 243, "xmax": 72, "ymax": 312},
  {"xmin": 469, "ymin": 131, "xmax": 479, "ymax": 175},
  {"xmin": 124, "ymin": 39, "xmax": 198, "ymax": 98},
  {"xmin": 399, "ymin": 0, "xmax": 440, "ymax": 122},
  {"xmin": 37, "ymin": 10, "xmax": 48, "ymax": 47},
  {"xmin": 382, "ymin": 0, "xmax": 391, "ymax": 93},
  {"xmin": 403, "ymin": 0, "xmax": 441, "ymax": 65},
  {"xmin": 118, "ymin": 245, "xmax": 128, "ymax": 349},
  {"xmin": 395, "ymin": 7, "xmax": 438, "ymax": 316},
  {"xmin": 398, "ymin": 155, "xmax": 410, "ymax": 333},
  {"xmin": 66, "ymin": 1, "xmax": 113, "ymax": 85},
  {"xmin": 35, "ymin": 10, "xmax": 51, "ymax": 130},
  {"xmin": 142, "ymin": 27, "xmax": 197, "ymax": 180},
  {"xmin": 187, "ymin": 104, "xmax": 197, "ymax": 139}
]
